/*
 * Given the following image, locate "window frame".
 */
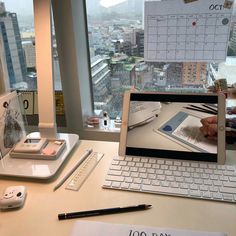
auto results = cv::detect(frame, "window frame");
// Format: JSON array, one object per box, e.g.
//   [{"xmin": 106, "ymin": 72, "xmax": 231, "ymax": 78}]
[{"xmin": 51, "ymin": 0, "xmax": 119, "ymax": 141}]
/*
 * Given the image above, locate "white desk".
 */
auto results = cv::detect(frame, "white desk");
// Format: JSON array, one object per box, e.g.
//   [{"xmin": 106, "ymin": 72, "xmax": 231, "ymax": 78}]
[{"xmin": 0, "ymin": 140, "xmax": 236, "ymax": 236}]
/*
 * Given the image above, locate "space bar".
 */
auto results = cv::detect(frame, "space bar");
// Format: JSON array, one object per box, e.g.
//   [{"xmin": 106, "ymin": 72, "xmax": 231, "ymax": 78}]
[{"xmin": 142, "ymin": 185, "xmax": 189, "ymax": 196}]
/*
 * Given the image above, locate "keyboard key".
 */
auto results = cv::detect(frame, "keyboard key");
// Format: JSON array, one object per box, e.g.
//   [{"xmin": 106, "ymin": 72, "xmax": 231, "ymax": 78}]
[
  {"xmin": 147, "ymin": 168, "xmax": 155, "ymax": 174},
  {"xmin": 174, "ymin": 161, "xmax": 181, "ymax": 166},
  {"xmin": 130, "ymin": 172, "xmax": 139, "ymax": 178},
  {"xmin": 189, "ymin": 190, "xmax": 201, "ymax": 197},
  {"xmin": 219, "ymin": 176, "xmax": 228, "ymax": 181},
  {"xmin": 127, "ymin": 162, "xmax": 135, "ymax": 167},
  {"xmin": 166, "ymin": 176, "xmax": 174, "ymax": 181},
  {"xmin": 106, "ymin": 175, "xmax": 124, "ymax": 182},
  {"xmin": 103, "ymin": 180, "xmax": 112, "ymax": 187},
  {"xmin": 124, "ymin": 177, "xmax": 133, "ymax": 183},
  {"xmin": 204, "ymin": 179, "xmax": 212, "ymax": 185},
  {"xmin": 194, "ymin": 179, "xmax": 203, "ymax": 185},
  {"xmin": 157, "ymin": 159, "xmax": 164, "ymax": 164},
  {"xmin": 142, "ymin": 185, "xmax": 189, "ymax": 195},
  {"xmin": 170, "ymin": 182, "xmax": 179, "ymax": 188},
  {"xmin": 108, "ymin": 170, "xmax": 122, "ymax": 176},
  {"xmin": 143, "ymin": 179, "xmax": 151, "ymax": 185},
  {"xmin": 125, "ymin": 157, "xmax": 133, "ymax": 162},
  {"xmin": 122, "ymin": 166, "xmax": 130, "ymax": 171},
  {"xmin": 152, "ymin": 180, "xmax": 160, "ymax": 186},
  {"xmin": 120, "ymin": 161, "xmax": 127, "ymax": 166},
  {"xmin": 170, "ymin": 166, "xmax": 177, "ymax": 171},
  {"xmin": 161, "ymin": 181, "xmax": 169, "ymax": 187},
  {"xmin": 229, "ymin": 177, "xmax": 236, "ymax": 182},
  {"xmin": 144, "ymin": 163, "xmax": 152, "ymax": 168},
  {"xmin": 199, "ymin": 185, "xmax": 208, "ymax": 191},
  {"xmin": 130, "ymin": 167, "xmax": 138, "ymax": 172},
  {"xmin": 122, "ymin": 171, "xmax": 130, "ymax": 177},
  {"xmin": 173, "ymin": 171, "xmax": 181, "ymax": 177},
  {"xmin": 222, "ymin": 193, "xmax": 234, "ymax": 201},
  {"xmin": 176, "ymin": 177, "xmax": 184, "ymax": 182},
  {"xmin": 220, "ymin": 187, "xmax": 236, "ymax": 194},
  {"xmin": 112, "ymin": 181, "xmax": 121, "ymax": 188},
  {"xmin": 130, "ymin": 183, "xmax": 141, "ymax": 190},
  {"xmin": 223, "ymin": 181, "xmax": 236, "ymax": 188},
  {"xmin": 179, "ymin": 183, "xmax": 189, "ymax": 189},
  {"xmin": 212, "ymin": 192, "xmax": 222, "ymax": 199},
  {"xmin": 166, "ymin": 160, "xmax": 173, "ymax": 165},
  {"xmin": 202, "ymin": 191, "xmax": 211, "ymax": 198},
  {"xmin": 110, "ymin": 165, "xmax": 122, "ymax": 170},
  {"xmin": 191, "ymin": 162, "xmax": 199, "ymax": 168},
  {"xmin": 157, "ymin": 175, "xmax": 165, "ymax": 180},
  {"xmin": 139, "ymin": 168, "xmax": 146, "ymax": 173},
  {"xmin": 209, "ymin": 186, "xmax": 219, "ymax": 192},
  {"xmin": 164, "ymin": 170, "xmax": 172, "ymax": 176},
  {"xmin": 190, "ymin": 184, "xmax": 198, "ymax": 190},
  {"xmin": 182, "ymin": 172, "xmax": 191, "ymax": 177},
  {"xmin": 139, "ymin": 173, "xmax": 147, "ymax": 178},
  {"xmin": 148, "ymin": 174, "xmax": 156, "ymax": 179},
  {"xmin": 133, "ymin": 178, "xmax": 142, "ymax": 184}
]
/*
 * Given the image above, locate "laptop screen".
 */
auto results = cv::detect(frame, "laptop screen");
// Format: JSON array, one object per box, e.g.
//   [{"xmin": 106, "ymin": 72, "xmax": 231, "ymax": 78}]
[{"xmin": 120, "ymin": 92, "xmax": 226, "ymax": 164}]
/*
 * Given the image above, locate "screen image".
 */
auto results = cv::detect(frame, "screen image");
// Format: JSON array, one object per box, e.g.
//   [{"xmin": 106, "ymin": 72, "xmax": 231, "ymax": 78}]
[{"xmin": 125, "ymin": 93, "xmax": 219, "ymax": 162}]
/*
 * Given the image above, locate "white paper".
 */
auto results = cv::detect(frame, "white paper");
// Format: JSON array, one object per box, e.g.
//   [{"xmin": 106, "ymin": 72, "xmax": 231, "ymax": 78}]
[
  {"xmin": 144, "ymin": 0, "xmax": 233, "ymax": 62},
  {"xmin": 0, "ymin": 91, "xmax": 26, "ymax": 158},
  {"xmin": 171, "ymin": 114, "xmax": 217, "ymax": 153},
  {"xmin": 128, "ymin": 101, "xmax": 161, "ymax": 129},
  {"xmin": 71, "ymin": 221, "xmax": 227, "ymax": 236}
]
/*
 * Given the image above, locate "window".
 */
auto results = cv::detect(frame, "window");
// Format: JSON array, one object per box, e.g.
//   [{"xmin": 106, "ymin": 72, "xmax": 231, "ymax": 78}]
[
  {"xmin": 51, "ymin": 0, "xmax": 236, "ymax": 141},
  {"xmin": 0, "ymin": 0, "xmax": 65, "ymax": 131},
  {"xmin": 85, "ymin": 0, "xmax": 236, "ymax": 119}
]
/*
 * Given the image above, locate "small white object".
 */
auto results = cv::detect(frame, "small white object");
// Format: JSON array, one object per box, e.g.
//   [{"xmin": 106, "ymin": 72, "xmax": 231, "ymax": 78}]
[{"xmin": 0, "ymin": 186, "xmax": 27, "ymax": 209}]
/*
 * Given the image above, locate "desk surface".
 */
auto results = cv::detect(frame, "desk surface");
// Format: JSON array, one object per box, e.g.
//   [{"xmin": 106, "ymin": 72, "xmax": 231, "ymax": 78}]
[{"xmin": 0, "ymin": 140, "xmax": 236, "ymax": 236}]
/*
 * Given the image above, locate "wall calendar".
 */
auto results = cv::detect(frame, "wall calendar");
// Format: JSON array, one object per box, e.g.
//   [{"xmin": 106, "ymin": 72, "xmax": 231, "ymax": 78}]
[{"xmin": 144, "ymin": 0, "xmax": 234, "ymax": 62}]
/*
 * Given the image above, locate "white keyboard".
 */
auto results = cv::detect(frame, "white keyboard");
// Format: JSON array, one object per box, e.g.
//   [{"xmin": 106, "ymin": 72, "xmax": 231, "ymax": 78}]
[{"xmin": 103, "ymin": 156, "xmax": 236, "ymax": 203}]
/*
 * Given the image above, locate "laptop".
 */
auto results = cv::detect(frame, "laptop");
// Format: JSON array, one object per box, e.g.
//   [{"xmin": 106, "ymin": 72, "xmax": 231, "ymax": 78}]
[{"xmin": 103, "ymin": 91, "xmax": 236, "ymax": 203}]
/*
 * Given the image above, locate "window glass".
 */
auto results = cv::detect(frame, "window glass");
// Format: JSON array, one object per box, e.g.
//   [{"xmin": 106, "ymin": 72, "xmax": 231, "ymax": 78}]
[
  {"xmin": 0, "ymin": 1, "xmax": 64, "ymax": 126},
  {"xmin": 0, "ymin": 0, "xmax": 61, "ymax": 91},
  {"xmin": 86, "ymin": 0, "xmax": 236, "ymax": 119}
]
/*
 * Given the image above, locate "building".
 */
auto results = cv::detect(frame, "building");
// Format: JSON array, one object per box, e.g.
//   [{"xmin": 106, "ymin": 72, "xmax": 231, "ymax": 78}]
[
  {"xmin": 91, "ymin": 55, "xmax": 111, "ymax": 105},
  {"xmin": 0, "ymin": 2, "xmax": 27, "ymax": 88},
  {"xmin": 182, "ymin": 62, "xmax": 207, "ymax": 86},
  {"xmin": 136, "ymin": 30, "xmax": 144, "ymax": 57},
  {"xmin": 22, "ymin": 39, "xmax": 36, "ymax": 70}
]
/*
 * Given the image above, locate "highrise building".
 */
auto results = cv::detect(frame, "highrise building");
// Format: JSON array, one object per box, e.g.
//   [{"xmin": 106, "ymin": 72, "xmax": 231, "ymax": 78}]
[
  {"xmin": 182, "ymin": 62, "xmax": 207, "ymax": 85},
  {"xmin": 22, "ymin": 39, "xmax": 36, "ymax": 69},
  {"xmin": 91, "ymin": 55, "xmax": 111, "ymax": 103},
  {"xmin": 136, "ymin": 30, "xmax": 144, "ymax": 57},
  {"xmin": 0, "ymin": 1, "xmax": 27, "ymax": 88}
]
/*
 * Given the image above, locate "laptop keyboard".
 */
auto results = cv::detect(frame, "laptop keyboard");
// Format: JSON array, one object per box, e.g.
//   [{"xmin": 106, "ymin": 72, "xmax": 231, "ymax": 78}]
[{"xmin": 103, "ymin": 156, "xmax": 236, "ymax": 203}]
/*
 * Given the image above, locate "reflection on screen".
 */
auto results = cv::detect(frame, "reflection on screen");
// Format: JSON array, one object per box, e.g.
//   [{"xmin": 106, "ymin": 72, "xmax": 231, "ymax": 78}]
[{"xmin": 127, "ymin": 100, "xmax": 218, "ymax": 154}]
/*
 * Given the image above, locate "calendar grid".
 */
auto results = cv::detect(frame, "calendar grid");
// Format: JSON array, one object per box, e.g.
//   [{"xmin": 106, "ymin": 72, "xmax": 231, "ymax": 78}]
[{"xmin": 145, "ymin": 12, "xmax": 232, "ymax": 62}]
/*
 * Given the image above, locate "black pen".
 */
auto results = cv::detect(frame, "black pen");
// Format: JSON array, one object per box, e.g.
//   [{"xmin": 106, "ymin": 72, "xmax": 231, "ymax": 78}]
[
  {"xmin": 189, "ymin": 105, "xmax": 217, "ymax": 114},
  {"xmin": 184, "ymin": 107, "xmax": 217, "ymax": 115},
  {"xmin": 58, "ymin": 204, "xmax": 152, "ymax": 220},
  {"xmin": 201, "ymin": 104, "xmax": 217, "ymax": 113}
]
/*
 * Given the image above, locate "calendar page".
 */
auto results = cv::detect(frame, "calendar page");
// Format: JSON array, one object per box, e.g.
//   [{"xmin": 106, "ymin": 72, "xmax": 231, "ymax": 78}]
[{"xmin": 144, "ymin": 0, "xmax": 234, "ymax": 62}]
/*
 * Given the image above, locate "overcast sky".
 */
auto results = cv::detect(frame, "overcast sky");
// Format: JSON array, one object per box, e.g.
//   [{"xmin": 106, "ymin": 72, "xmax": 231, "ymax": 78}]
[{"xmin": 2, "ymin": 0, "xmax": 33, "ymax": 15}]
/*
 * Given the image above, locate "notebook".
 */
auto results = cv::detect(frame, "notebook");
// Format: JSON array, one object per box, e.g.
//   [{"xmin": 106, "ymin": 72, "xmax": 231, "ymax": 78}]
[{"xmin": 119, "ymin": 91, "xmax": 226, "ymax": 164}]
